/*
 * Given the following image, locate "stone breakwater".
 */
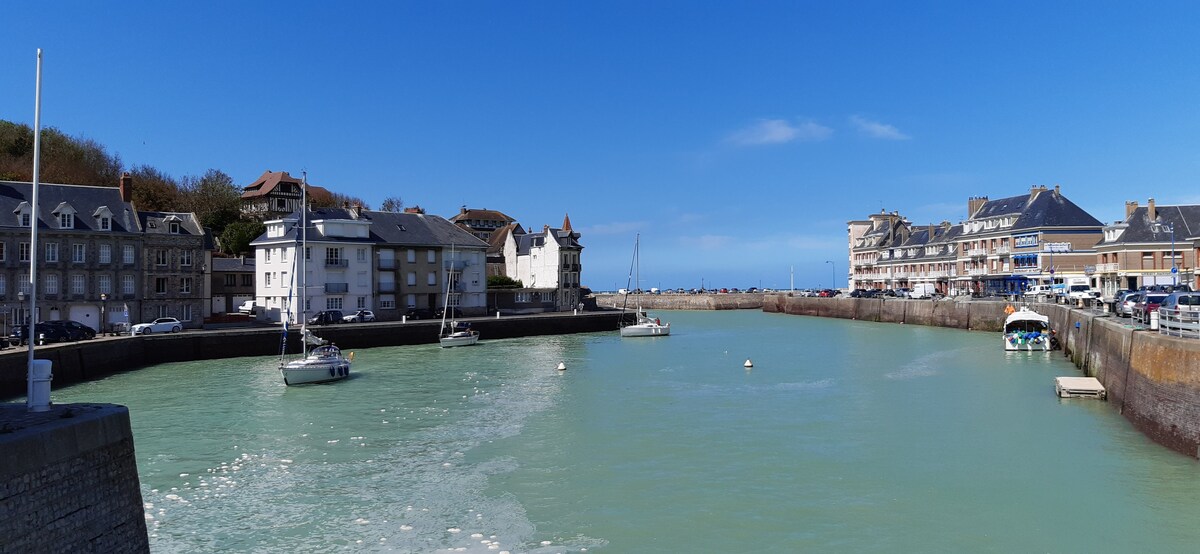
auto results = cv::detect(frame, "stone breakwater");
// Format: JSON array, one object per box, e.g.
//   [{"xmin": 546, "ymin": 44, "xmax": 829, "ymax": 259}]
[
  {"xmin": 594, "ymin": 293, "xmax": 764, "ymax": 310},
  {"xmin": 764, "ymin": 294, "xmax": 1200, "ymax": 459},
  {"xmin": 0, "ymin": 311, "xmax": 628, "ymax": 401}
]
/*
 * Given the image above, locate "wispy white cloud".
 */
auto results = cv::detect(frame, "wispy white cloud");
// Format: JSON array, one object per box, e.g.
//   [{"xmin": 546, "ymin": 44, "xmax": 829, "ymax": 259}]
[
  {"xmin": 726, "ymin": 119, "xmax": 832, "ymax": 146},
  {"xmin": 850, "ymin": 115, "xmax": 910, "ymax": 140},
  {"xmin": 580, "ymin": 221, "xmax": 645, "ymax": 236}
]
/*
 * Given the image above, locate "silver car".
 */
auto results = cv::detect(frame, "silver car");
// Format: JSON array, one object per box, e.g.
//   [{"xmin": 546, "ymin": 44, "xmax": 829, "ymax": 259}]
[{"xmin": 1116, "ymin": 291, "xmax": 1141, "ymax": 318}]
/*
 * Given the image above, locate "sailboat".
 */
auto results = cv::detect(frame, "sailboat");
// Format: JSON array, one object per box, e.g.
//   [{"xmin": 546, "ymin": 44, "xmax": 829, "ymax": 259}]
[
  {"xmin": 620, "ymin": 233, "xmax": 670, "ymax": 337},
  {"xmin": 439, "ymin": 244, "xmax": 479, "ymax": 347},
  {"xmin": 280, "ymin": 172, "xmax": 352, "ymax": 385}
]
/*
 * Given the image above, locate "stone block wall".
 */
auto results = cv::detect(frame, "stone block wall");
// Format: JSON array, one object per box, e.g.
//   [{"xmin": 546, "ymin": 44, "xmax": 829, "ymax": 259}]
[{"xmin": 0, "ymin": 404, "xmax": 149, "ymax": 553}]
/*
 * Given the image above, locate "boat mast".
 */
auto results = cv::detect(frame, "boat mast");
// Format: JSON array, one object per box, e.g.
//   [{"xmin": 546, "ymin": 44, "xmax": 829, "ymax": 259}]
[
  {"xmin": 299, "ymin": 171, "xmax": 308, "ymax": 356},
  {"xmin": 441, "ymin": 243, "xmax": 453, "ymax": 336}
]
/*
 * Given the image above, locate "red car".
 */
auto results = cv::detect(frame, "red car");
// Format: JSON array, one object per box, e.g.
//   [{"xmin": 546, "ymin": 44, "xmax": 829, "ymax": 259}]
[{"xmin": 1132, "ymin": 293, "xmax": 1168, "ymax": 324}]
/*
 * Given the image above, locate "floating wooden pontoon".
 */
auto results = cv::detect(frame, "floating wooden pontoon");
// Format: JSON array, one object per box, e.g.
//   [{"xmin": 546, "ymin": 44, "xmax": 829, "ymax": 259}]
[{"xmin": 1055, "ymin": 377, "xmax": 1107, "ymax": 400}]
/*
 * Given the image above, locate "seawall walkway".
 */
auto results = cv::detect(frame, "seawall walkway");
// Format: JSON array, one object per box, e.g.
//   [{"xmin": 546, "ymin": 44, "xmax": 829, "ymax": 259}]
[{"xmin": 764, "ymin": 294, "xmax": 1200, "ymax": 459}]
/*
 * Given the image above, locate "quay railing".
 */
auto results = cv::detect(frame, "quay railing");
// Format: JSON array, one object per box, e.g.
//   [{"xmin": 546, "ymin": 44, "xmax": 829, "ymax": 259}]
[{"xmin": 1158, "ymin": 308, "xmax": 1200, "ymax": 339}]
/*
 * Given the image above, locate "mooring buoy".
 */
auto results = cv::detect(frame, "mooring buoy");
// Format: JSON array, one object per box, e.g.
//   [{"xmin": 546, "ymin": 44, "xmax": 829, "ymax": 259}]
[
  {"xmin": 556, "ymin": 362, "xmax": 567, "ymax": 371},
  {"xmin": 744, "ymin": 359, "xmax": 753, "ymax": 368}
]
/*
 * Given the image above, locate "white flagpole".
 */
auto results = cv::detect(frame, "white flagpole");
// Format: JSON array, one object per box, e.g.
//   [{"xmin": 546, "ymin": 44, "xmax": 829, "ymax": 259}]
[{"xmin": 27, "ymin": 49, "xmax": 45, "ymax": 411}]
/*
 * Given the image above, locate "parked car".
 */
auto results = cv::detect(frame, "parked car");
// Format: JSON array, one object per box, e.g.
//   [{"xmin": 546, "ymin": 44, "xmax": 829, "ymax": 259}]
[
  {"xmin": 1024, "ymin": 284, "xmax": 1053, "ymax": 297},
  {"xmin": 9, "ymin": 322, "xmax": 75, "ymax": 345},
  {"xmin": 1158, "ymin": 292, "xmax": 1200, "ymax": 315},
  {"xmin": 307, "ymin": 310, "xmax": 344, "ymax": 326},
  {"xmin": 343, "ymin": 309, "xmax": 376, "ymax": 323},
  {"xmin": 435, "ymin": 307, "xmax": 463, "ymax": 319},
  {"xmin": 1132, "ymin": 293, "xmax": 1168, "ymax": 324},
  {"xmin": 44, "ymin": 320, "xmax": 97, "ymax": 340},
  {"xmin": 403, "ymin": 308, "xmax": 433, "ymax": 320},
  {"xmin": 131, "ymin": 317, "xmax": 183, "ymax": 335},
  {"xmin": 1116, "ymin": 291, "xmax": 1141, "ymax": 318},
  {"xmin": 237, "ymin": 300, "xmax": 257, "ymax": 314}
]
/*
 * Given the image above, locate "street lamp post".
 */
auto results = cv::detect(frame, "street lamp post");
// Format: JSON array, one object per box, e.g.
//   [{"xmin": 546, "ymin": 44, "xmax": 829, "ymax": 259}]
[
  {"xmin": 100, "ymin": 293, "xmax": 108, "ymax": 336},
  {"xmin": 825, "ymin": 260, "xmax": 835, "ymax": 291}
]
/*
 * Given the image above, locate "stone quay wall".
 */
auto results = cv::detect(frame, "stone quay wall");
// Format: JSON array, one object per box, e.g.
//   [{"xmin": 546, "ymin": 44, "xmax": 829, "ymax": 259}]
[
  {"xmin": 594, "ymin": 293, "xmax": 764, "ymax": 311},
  {"xmin": 0, "ymin": 311, "xmax": 628, "ymax": 400},
  {"xmin": 764, "ymin": 294, "xmax": 1200, "ymax": 458},
  {"xmin": 0, "ymin": 403, "xmax": 149, "ymax": 553}
]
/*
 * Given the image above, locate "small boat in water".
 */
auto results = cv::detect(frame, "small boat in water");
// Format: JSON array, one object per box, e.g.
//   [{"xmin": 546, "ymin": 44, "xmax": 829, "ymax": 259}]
[
  {"xmin": 619, "ymin": 234, "xmax": 671, "ymax": 338},
  {"xmin": 439, "ymin": 244, "xmax": 479, "ymax": 348},
  {"xmin": 1003, "ymin": 306, "xmax": 1052, "ymax": 351}
]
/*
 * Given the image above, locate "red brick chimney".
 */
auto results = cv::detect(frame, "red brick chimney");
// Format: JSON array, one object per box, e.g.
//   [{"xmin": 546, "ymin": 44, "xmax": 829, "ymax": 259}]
[
  {"xmin": 1147, "ymin": 198, "xmax": 1156, "ymax": 221},
  {"xmin": 119, "ymin": 172, "xmax": 132, "ymax": 202}
]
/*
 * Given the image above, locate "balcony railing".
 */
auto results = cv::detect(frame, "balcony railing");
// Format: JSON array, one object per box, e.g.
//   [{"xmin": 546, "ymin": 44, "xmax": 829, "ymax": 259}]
[
  {"xmin": 996, "ymin": 246, "xmax": 1011, "ymax": 255},
  {"xmin": 968, "ymin": 268, "xmax": 987, "ymax": 276},
  {"xmin": 1098, "ymin": 262, "xmax": 1120, "ymax": 273},
  {"xmin": 325, "ymin": 282, "xmax": 349, "ymax": 293},
  {"xmin": 325, "ymin": 259, "xmax": 348, "ymax": 268},
  {"xmin": 968, "ymin": 248, "xmax": 988, "ymax": 257}
]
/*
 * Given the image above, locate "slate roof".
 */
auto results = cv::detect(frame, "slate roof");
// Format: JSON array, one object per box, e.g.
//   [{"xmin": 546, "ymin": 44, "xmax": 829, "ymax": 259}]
[
  {"xmin": 138, "ymin": 211, "xmax": 204, "ymax": 236},
  {"xmin": 212, "ymin": 257, "xmax": 256, "ymax": 272},
  {"xmin": 0, "ymin": 180, "xmax": 139, "ymax": 233},
  {"xmin": 972, "ymin": 189, "xmax": 1102, "ymax": 230},
  {"xmin": 1097, "ymin": 204, "xmax": 1200, "ymax": 245},
  {"xmin": 448, "ymin": 207, "xmax": 516, "ymax": 225},
  {"xmin": 250, "ymin": 207, "xmax": 486, "ymax": 248},
  {"xmin": 512, "ymin": 226, "xmax": 582, "ymax": 255}
]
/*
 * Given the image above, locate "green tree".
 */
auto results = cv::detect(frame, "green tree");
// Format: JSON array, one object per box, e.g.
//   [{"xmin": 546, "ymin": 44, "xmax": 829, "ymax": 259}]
[
  {"xmin": 487, "ymin": 275, "xmax": 523, "ymax": 288},
  {"xmin": 219, "ymin": 220, "xmax": 266, "ymax": 256},
  {"xmin": 0, "ymin": 120, "xmax": 122, "ymax": 185},
  {"xmin": 181, "ymin": 168, "xmax": 242, "ymax": 234},
  {"xmin": 127, "ymin": 164, "xmax": 182, "ymax": 211},
  {"xmin": 380, "ymin": 196, "xmax": 404, "ymax": 212}
]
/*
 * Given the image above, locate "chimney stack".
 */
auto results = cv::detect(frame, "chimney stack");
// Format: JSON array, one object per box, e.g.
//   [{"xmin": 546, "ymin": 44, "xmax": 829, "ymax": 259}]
[
  {"xmin": 1148, "ymin": 198, "xmax": 1156, "ymax": 221},
  {"xmin": 967, "ymin": 196, "xmax": 988, "ymax": 218},
  {"xmin": 119, "ymin": 172, "xmax": 132, "ymax": 202},
  {"xmin": 1054, "ymin": 184, "xmax": 1060, "ymax": 195},
  {"xmin": 1125, "ymin": 201, "xmax": 1139, "ymax": 220}
]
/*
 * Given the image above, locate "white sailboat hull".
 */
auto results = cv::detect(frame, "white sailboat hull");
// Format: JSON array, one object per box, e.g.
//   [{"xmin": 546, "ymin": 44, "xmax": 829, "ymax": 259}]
[
  {"xmin": 621, "ymin": 322, "xmax": 670, "ymax": 337},
  {"xmin": 281, "ymin": 356, "xmax": 350, "ymax": 385},
  {"xmin": 439, "ymin": 331, "xmax": 479, "ymax": 347}
]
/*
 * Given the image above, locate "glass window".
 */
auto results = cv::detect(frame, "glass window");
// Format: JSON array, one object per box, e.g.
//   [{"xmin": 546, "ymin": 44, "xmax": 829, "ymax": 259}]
[
  {"xmin": 122, "ymin": 275, "xmax": 135, "ymax": 294},
  {"xmin": 357, "ymin": 248, "xmax": 367, "ymax": 262},
  {"xmin": 123, "ymin": 245, "xmax": 135, "ymax": 264},
  {"xmin": 180, "ymin": 250, "xmax": 193, "ymax": 266},
  {"xmin": 327, "ymin": 297, "xmax": 343, "ymax": 310},
  {"xmin": 60, "ymin": 212, "xmax": 74, "ymax": 229},
  {"xmin": 266, "ymin": 273, "xmax": 272, "ymax": 287},
  {"xmin": 0, "ymin": 274, "xmax": 5, "ymax": 296},
  {"xmin": 19, "ymin": 243, "xmax": 30, "ymax": 262},
  {"xmin": 182, "ymin": 304, "xmax": 193, "ymax": 321},
  {"xmin": 357, "ymin": 296, "xmax": 366, "ymax": 309},
  {"xmin": 180, "ymin": 277, "xmax": 192, "ymax": 294},
  {"xmin": 99, "ymin": 244, "xmax": 111, "ymax": 264},
  {"xmin": 71, "ymin": 274, "xmax": 85, "ymax": 295},
  {"xmin": 72, "ymin": 244, "xmax": 85, "ymax": 263},
  {"xmin": 407, "ymin": 249, "xmax": 416, "ymax": 263},
  {"xmin": 241, "ymin": 274, "xmax": 253, "ymax": 286},
  {"xmin": 45, "ymin": 274, "xmax": 59, "ymax": 294},
  {"xmin": 45, "ymin": 243, "xmax": 59, "ymax": 262},
  {"xmin": 98, "ymin": 275, "xmax": 112, "ymax": 295},
  {"xmin": 155, "ymin": 277, "xmax": 167, "ymax": 294},
  {"xmin": 100, "ymin": 217, "xmax": 111, "ymax": 231},
  {"xmin": 427, "ymin": 272, "xmax": 436, "ymax": 286},
  {"xmin": 224, "ymin": 274, "xmax": 236, "ymax": 286},
  {"xmin": 21, "ymin": 212, "xmax": 30, "ymax": 227},
  {"xmin": 427, "ymin": 249, "xmax": 436, "ymax": 263},
  {"xmin": 156, "ymin": 250, "xmax": 168, "ymax": 266},
  {"xmin": 407, "ymin": 272, "xmax": 416, "ymax": 286}
]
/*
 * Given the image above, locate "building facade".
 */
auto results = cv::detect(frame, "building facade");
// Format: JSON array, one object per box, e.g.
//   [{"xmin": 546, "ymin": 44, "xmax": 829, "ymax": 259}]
[
  {"xmin": 210, "ymin": 256, "xmax": 256, "ymax": 314},
  {"xmin": 449, "ymin": 207, "xmax": 517, "ymax": 242},
  {"xmin": 240, "ymin": 170, "xmax": 335, "ymax": 221},
  {"xmin": 1095, "ymin": 199, "xmax": 1199, "ymax": 297},
  {"xmin": 138, "ymin": 211, "xmax": 210, "ymax": 326},
  {"xmin": 0, "ymin": 176, "xmax": 145, "ymax": 333},
  {"xmin": 501, "ymin": 215, "xmax": 583, "ymax": 311},
  {"xmin": 850, "ymin": 186, "xmax": 1104, "ymax": 295}
]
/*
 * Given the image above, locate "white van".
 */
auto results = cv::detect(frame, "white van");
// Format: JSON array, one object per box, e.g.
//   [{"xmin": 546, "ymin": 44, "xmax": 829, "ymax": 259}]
[
  {"xmin": 1023, "ymin": 284, "xmax": 1053, "ymax": 297},
  {"xmin": 909, "ymin": 283, "xmax": 938, "ymax": 299}
]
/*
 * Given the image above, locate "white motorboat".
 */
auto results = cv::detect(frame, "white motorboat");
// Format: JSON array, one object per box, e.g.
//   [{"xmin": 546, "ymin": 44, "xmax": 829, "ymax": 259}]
[
  {"xmin": 439, "ymin": 244, "xmax": 479, "ymax": 347},
  {"xmin": 280, "ymin": 172, "xmax": 352, "ymax": 384},
  {"xmin": 1003, "ymin": 306, "xmax": 1053, "ymax": 351},
  {"xmin": 619, "ymin": 234, "xmax": 670, "ymax": 338}
]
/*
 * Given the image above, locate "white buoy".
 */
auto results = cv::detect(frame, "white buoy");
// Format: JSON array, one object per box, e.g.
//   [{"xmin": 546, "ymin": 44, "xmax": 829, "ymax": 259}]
[
  {"xmin": 744, "ymin": 359, "xmax": 753, "ymax": 368},
  {"xmin": 556, "ymin": 362, "xmax": 567, "ymax": 371}
]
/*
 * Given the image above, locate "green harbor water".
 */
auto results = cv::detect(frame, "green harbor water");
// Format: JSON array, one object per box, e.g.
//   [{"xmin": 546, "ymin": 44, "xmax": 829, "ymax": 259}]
[{"xmin": 49, "ymin": 310, "xmax": 1200, "ymax": 552}]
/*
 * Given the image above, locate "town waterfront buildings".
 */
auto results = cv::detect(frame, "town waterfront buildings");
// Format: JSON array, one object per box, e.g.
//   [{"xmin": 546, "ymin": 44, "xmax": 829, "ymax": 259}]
[{"xmin": 850, "ymin": 187, "xmax": 1200, "ymax": 295}]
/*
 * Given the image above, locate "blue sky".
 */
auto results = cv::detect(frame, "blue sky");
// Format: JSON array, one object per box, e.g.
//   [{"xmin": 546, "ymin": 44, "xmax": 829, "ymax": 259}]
[{"xmin": 3, "ymin": 2, "xmax": 1199, "ymax": 291}]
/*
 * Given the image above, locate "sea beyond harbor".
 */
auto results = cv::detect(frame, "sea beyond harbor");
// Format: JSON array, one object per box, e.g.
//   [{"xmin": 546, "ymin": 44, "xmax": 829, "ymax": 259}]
[{"xmin": 46, "ymin": 310, "xmax": 1200, "ymax": 552}]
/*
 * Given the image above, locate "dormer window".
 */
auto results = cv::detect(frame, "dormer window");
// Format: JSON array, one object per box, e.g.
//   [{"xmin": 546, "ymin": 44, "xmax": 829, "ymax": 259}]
[
  {"xmin": 93, "ymin": 206, "xmax": 114, "ymax": 232},
  {"xmin": 165, "ymin": 214, "xmax": 183, "ymax": 234},
  {"xmin": 14, "ymin": 201, "xmax": 32, "ymax": 227},
  {"xmin": 51, "ymin": 202, "xmax": 78, "ymax": 230},
  {"xmin": 170, "ymin": 221, "xmax": 181, "ymax": 234}
]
